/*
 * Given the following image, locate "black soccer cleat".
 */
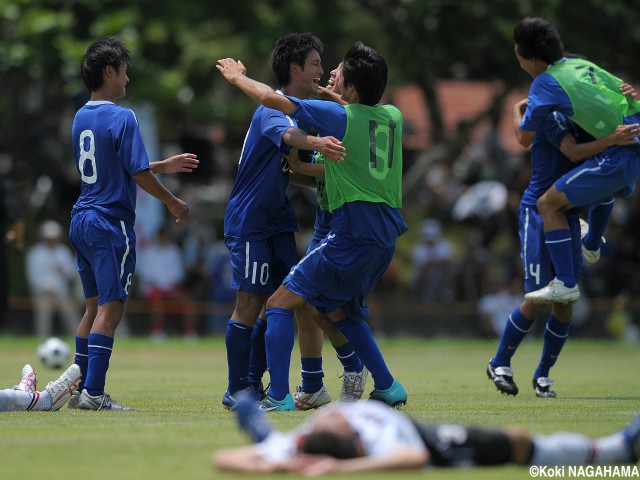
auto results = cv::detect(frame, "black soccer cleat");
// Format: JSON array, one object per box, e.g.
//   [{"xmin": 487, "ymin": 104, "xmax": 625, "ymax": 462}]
[{"xmin": 486, "ymin": 362, "xmax": 519, "ymax": 396}]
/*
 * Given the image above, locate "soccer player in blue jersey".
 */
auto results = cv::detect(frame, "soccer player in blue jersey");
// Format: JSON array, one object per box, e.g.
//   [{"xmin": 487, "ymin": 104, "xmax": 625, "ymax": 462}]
[
  {"xmin": 487, "ymin": 96, "xmax": 639, "ymax": 397},
  {"xmin": 68, "ymin": 36, "xmax": 194, "ymax": 411},
  {"xmin": 510, "ymin": 17, "xmax": 640, "ymax": 305},
  {"xmin": 220, "ymin": 33, "xmax": 349, "ymax": 411},
  {"xmin": 218, "ymin": 42, "xmax": 409, "ymax": 410},
  {"xmin": 286, "ymin": 64, "xmax": 368, "ymax": 410}
]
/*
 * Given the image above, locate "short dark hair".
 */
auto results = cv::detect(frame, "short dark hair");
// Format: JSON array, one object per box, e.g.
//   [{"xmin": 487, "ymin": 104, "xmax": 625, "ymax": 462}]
[
  {"xmin": 270, "ymin": 33, "xmax": 323, "ymax": 89},
  {"xmin": 299, "ymin": 431, "xmax": 362, "ymax": 459},
  {"xmin": 341, "ymin": 42, "xmax": 387, "ymax": 106},
  {"xmin": 513, "ymin": 17, "xmax": 564, "ymax": 65},
  {"xmin": 81, "ymin": 36, "xmax": 131, "ymax": 92}
]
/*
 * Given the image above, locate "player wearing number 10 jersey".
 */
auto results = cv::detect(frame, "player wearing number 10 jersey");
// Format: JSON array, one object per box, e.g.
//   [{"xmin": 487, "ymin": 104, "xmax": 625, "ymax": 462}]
[
  {"xmin": 68, "ymin": 36, "xmax": 191, "ymax": 411},
  {"xmin": 217, "ymin": 41, "xmax": 409, "ymax": 409}
]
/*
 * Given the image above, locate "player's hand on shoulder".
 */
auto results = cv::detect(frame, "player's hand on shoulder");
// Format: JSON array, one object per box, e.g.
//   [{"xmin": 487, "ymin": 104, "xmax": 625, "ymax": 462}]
[
  {"xmin": 620, "ymin": 83, "xmax": 637, "ymax": 98},
  {"xmin": 168, "ymin": 197, "xmax": 189, "ymax": 223},
  {"xmin": 611, "ymin": 123, "xmax": 640, "ymax": 145},
  {"xmin": 315, "ymin": 136, "xmax": 345, "ymax": 162}
]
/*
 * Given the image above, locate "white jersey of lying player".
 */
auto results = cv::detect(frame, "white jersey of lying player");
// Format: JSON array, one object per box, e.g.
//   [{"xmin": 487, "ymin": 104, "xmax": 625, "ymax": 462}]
[{"xmin": 257, "ymin": 400, "xmax": 425, "ymax": 463}]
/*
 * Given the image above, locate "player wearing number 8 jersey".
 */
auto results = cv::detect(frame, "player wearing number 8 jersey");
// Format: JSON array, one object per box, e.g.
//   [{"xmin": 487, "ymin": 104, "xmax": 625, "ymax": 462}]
[
  {"xmin": 217, "ymin": 41, "xmax": 409, "ymax": 410},
  {"xmin": 69, "ymin": 36, "xmax": 194, "ymax": 410}
]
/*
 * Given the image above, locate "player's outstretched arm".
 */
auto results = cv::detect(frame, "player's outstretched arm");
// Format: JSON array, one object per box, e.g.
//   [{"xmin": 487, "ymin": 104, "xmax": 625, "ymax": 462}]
[
  {"xmin": 290, "ymin": 446, "xmax": 430, "ymax": 475},
  {"xmin": 283, "ymin": 128, "xmax": 345, "ymax": 162},
  {"xmin": 150, "ymin": 153, "xmax": 199, "ymax": 174},
  {"xmin": 132, "ymin": 170, "xmax": 189, "ymax": 223},
  {"xmin": 212, "ymin": 445, "xmax": 282, "ymax": 473},
  {"xmin": 216, "ymin": 58, "xmax": 297, "ymax": 115}
]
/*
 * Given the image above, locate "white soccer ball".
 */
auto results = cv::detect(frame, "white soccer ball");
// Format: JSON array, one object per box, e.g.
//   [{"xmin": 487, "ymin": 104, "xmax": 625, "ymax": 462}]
[{"xmin": 37, "ymin": 337, "xmax": 71, "ymax": 369}]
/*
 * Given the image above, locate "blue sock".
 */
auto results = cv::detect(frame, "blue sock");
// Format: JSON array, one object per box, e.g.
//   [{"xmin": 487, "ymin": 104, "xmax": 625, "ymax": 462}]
[
  {"xmin": 74, "ymin": 336, "xmax": 89, "ymax": 392},
  {"xmin": 85, "ymin": 333, "xmax": 113, "ymax": 397},
  {"xmin": 248, "ymin": 317, "xmax": 267, "ymax": 391},
  {"xmin": 534, "ymin": 315, "xmax": 571, "ymax": 380},
  {"xmin": 585, "ymin": 201, "xmax": 613, "ymax": 251},
  {"xmin": 334, "ymin": 342, "xmax": 363, "ymax": 373},
  {"xmin": 265, "ymin": 308, "xmax": 295, "ymax": 400},
  {"xmin": 301, "ymin": 357, "xmax": 324, "ymax": 393},
  {"xmin": 225, "ymin": 319, "xmax": 252, "ymax": 394},
  {"xmin": 544, "ymin": 229, "xmax": 575, "ymax": 286},
  {"xmin": 334, "ymin": 318, "xmax": 393, "ymax": 390},
  {"xmin": 492, "ymin": 307, "xmax": 533, "ymax": 367}
]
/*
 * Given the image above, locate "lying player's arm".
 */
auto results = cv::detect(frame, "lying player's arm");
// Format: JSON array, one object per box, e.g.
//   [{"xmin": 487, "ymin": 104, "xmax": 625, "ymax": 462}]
[
  {"xmin": 559, "ymin": 123, "xmax": 640, "ymax": 163},
  {"xmin": 150, "ymin": 153, "xmax": 199, "ymax": 174},
  {"xmin": 290, "ymin": 446, "xmax": 429, "ymax": 475},
  {"xmin": 212, "ymin": 446, "xmax": 294, "ymax": 473},
  {"xmin": 133, "ymin": 170, "xmax": 189, "ymax": 223},
  {"xmin": 513, "ymin": 98, "xmax": 535, "ymax": 148}
]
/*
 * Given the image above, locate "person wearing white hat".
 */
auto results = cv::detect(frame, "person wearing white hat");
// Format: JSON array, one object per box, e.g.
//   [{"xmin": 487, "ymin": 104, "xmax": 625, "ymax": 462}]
[{"xmin": 25, "ymin": 220, "xmax": 80, "ymax": 337}]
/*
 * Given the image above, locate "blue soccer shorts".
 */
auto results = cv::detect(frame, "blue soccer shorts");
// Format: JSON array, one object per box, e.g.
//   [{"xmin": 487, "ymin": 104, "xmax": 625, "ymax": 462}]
[
  {"xmin": 225, "ymin": 232, "xmax": 298, "ymax": 295},
  {"xmin": 518, "ymin": 204, "xmax": 582, "ymax": 293},
  {"xmin": 70, "ymin": 210, "xmax": 136, "ymax": 305},
  {"xmin": 555, "ymin": 145, "xmax": 640, "ymax": 208},
  {"xmin": 284, "ymin": 233, "xmax": 395, "ymax": 322}
]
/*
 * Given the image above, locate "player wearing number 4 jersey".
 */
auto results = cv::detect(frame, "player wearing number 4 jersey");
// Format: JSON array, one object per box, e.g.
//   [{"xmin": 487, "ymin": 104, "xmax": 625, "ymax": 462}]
[
  {"xmin": 217, "ymin": 42, "xmax": 409, "ymax": 410},
  {"xmin": 68, "ymin": 36, "xmax": 195, "ymax": 411},
  {"xmin": 512, "ymin": 17, "xmax": 640, "ymax": 305}
]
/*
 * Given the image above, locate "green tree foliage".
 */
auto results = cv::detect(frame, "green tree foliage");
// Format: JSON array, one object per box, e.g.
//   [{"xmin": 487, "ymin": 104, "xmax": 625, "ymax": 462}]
[{"xmin": 1, "ymin": 0, "xmax": 639, "ymax": 183}]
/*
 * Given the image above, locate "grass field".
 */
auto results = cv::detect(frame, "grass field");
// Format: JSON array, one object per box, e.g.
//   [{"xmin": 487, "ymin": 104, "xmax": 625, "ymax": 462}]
[{"xmin": 0, "ymin": 335, "xmax": 638, "ymax": 480}]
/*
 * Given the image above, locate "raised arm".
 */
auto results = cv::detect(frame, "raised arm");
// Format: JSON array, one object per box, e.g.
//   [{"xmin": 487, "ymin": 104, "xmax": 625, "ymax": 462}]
[{"xmin": 217, "ymin": 58, "xmax": 297, "ymax": 115}]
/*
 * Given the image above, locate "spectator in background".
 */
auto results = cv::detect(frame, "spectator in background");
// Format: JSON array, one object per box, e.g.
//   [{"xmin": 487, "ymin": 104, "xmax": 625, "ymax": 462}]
[
  {"xmin": 477, "ymin": 275, "xmax": 523, "ymax": 337},
  {"xmin": 454, "ymin": 232, "xmax": 491, "ymax": 302},
  {"xmin": 409, "ymin": 219, "xmax": 454, "ymax": 302},
  {"xmin": 26, "ymin": 220, "xmax": 80, "ymax": 337},
  {"xmin": 136, "ymin": 226, "xmax": 198, "ymax": 340},
  {"xmin": 0, "ymin": 155, "xmax": 25, "ymax": 330}
]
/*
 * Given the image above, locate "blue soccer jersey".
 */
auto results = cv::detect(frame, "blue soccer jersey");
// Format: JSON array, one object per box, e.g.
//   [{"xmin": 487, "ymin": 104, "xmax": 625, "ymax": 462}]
[
  {"xmin": 520, "ymin": 60, "xmax": 574, "ymax": 134},
  {"xmin": 521, "ymin": 111, "xmax": 588, "ymax": 206},
  {"xmin": 223, "ymin": 105, "xmax": 300, "ymax": 241},
  {"xmin": 71, "ymin": 101, "xmax": 150, "ymax": 223},
  {"xmin": 287, "ymin": 97, "xmax": 408, "ymax": 247}
]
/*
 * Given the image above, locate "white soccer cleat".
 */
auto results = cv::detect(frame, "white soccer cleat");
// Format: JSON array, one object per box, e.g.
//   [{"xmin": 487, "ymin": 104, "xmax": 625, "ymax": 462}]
[
  {"xmin": 524, "ymin": 278, "xmax": 580, "ymax": 304},
  {"xmin": 533, "ymin": 377, "xmax": 557, "ymax": 398},
  {"xmin": 340, "ymin": 366, "xmax": 369, "ymax": 402},
  {"xmin": 76, "ymin": 389, "xmax": 136, "ymax": 411},
  {"xmin": 293, "ymin": 386, "xmax": 331, "ymax": 410},
  {"xmin": 13, "ymin": 364, "xmax": 38, "ymax": 393},
  {"xmin": 579, "ymin": 218, "xmax": 605, "ymax": 264},
  {"xmin": 44, "ymin": 364, "xmax": 82, "ymax": 411}
]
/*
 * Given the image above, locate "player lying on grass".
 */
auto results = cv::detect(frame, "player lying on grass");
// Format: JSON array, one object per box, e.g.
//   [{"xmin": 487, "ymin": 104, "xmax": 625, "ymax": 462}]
[
  {"xmin": 0, "ymin": 364, "xmax": 81, "ymax": 412},
  {"xmin": 213, "ymin": 392, "xmax": 640, "ymax": 474}
]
